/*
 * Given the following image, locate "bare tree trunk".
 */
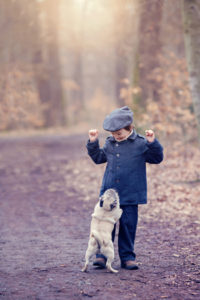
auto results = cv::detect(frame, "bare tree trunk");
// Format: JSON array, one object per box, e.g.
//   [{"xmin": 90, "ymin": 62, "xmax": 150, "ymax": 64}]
[
  {"xmin": 114, "ymin": 0, "xmax": 137, "ymax": 106},
  {"xmin": 138, "ymin": 0, "xmax": 163, "ymax": 105},
  {"xmin": 182, "ymin": 0, "xmax": 200, "ymax": 140},
  {"xmin": 35, "ymin": 0, "xmax": 65, "ymax": 127},
  {"xmin": 59, "ymin": 0, "xmax": 87, "ymax": 125},
  {"xmin": 46, "ymin": 0, "xmax": 65, "ymax": 126},
  {"xmin": 113, "ymin": 0, "xmax": 127, "ymax": 106}
]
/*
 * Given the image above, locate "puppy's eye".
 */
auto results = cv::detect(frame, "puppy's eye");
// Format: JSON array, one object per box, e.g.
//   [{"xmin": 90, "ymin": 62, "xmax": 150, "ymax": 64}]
[{"xmin": 110, "ymin": 204, "xmax": 114, "ymax": 210}]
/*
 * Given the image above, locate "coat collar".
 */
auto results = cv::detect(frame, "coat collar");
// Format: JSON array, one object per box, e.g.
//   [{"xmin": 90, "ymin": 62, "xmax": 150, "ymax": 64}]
[{"xmin": 108, "ymin": 130, "xmax": 137, "ymax": 142}]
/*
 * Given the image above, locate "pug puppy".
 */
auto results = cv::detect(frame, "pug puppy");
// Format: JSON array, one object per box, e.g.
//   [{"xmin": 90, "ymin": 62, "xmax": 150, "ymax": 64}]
[{"xmin": 82, "ymin": 189, "xmax": 122, "ymax": 273}]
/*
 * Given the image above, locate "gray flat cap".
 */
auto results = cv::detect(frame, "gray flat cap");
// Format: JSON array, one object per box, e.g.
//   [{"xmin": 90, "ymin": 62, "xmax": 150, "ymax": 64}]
[{"xmin": 103, "ymin": 106, "xmax": 133, "ymax": 132}]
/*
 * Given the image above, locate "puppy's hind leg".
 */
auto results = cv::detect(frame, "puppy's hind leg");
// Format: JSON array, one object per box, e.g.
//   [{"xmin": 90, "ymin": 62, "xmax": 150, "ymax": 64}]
[
  {"xmin": 82, "ymin": 262, "xmax": 89, "ymax": 272},
  {"xmin": 106, "ymin": 258, "xmax": 118, "ymax": 273},
  {"xmin": 102, "ymin": 243, "xmax": 118, "ymax": 273},
  {"xmin": 82, "ymin": 237, "xmax": 98, "ymax": 272},
  {"xmin": 82, "ymin": 247, "xmax": 93, "ymax": 272}
]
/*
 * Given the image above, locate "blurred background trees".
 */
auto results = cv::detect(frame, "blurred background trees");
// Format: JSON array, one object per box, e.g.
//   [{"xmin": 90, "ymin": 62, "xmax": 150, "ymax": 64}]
[
  {"xmin": 0, "ymin": 0, "xmax": 199, "ymax": 143},
  {"xmin": 182, "ymin": 0, "xmax": 200, "ymax": 140}
]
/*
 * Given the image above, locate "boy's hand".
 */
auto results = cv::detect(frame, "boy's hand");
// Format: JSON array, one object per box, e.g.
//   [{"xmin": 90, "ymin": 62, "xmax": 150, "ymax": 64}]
[
  {"xmin": 145, "ymin": 129, "xmax": 155, "ymax": 143},
  {"xmin": 89, "ymin": 129, "xmax": 99, "ymax": 142}
]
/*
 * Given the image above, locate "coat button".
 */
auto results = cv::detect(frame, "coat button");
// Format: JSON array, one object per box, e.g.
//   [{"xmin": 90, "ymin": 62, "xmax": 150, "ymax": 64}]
[
  {"xmin": 116, "ymin": 179, "xmax": 120, "ymax": 183},
  {"xmin": 116, "ymin": 143, "xmax": 119, "ymax": 147},
  {"xmin": 116, "ymin": 153, "xmax": 120, "ymax": 157}
]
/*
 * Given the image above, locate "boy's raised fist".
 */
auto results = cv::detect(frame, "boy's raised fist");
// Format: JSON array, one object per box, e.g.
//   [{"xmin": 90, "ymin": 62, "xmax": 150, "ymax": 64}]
[
  {"xmin": 145, "ymin": 130, "xmax": 155, "ymax": 143},
  {"xmin": 89, "ymin": 129, "xmax": 99, "ymax": 142}
]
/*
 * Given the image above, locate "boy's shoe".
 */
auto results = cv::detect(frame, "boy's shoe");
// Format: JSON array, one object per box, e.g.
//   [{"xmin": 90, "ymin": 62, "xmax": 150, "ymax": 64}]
[
  {"xmin": 121, "ymin": 260, "xmax": 139, "ymax": 270},
  {"xmin": 93, "ymin": 257, "xmax": 106, "ymax": 269}
]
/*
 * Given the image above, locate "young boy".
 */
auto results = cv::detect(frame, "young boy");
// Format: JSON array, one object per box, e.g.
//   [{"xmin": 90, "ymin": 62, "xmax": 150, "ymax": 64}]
[{"xmin": 86, "ymin": 106, "xmax": 163, "ymax": 270}]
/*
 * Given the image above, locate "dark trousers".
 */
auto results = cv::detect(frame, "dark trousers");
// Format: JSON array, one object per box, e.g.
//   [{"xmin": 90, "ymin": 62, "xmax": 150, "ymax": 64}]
[{"xmin": 97, "ymin": 205, "xmax": 138, "ymax": 263}]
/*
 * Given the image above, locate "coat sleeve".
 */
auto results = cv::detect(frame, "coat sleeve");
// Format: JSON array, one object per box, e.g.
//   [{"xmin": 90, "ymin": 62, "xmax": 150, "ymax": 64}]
[
  {"xmin": 144, "ymin": 138, "xmax": 164, "ymax": 164},
  {"xmin": 86, "ymin": 139, "xmax": 107, "ymax": 164}
]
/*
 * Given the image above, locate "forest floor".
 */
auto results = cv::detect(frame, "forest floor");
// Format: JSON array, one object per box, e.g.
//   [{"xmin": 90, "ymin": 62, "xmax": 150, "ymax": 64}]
[{"xmin": 0, "ymin": 132, "xmax": 200, "ymax": 300}]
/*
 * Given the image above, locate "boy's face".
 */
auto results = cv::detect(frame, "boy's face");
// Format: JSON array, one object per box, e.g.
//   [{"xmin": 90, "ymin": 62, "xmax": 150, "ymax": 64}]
[{"xmin": 111, "ymin": 128, "xmax": 131, "ymax": 142}]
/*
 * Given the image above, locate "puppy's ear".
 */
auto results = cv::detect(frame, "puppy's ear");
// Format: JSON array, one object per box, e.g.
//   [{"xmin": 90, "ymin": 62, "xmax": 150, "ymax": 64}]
[{"xmin": 99, "ymin": 196, "xmax": 104, "ymax": 207}]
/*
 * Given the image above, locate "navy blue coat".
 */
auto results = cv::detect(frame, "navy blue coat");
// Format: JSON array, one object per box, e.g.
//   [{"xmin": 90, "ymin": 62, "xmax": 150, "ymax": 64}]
[{"xmin": 86, "ymin": 131, "xmax": 163, "ymax": 205}]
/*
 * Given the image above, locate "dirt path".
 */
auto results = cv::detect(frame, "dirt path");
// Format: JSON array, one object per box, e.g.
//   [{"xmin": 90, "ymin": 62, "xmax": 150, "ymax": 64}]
[{"xmin": 0, "ymin": 133, "xmax": 199, "ymax": 300}]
